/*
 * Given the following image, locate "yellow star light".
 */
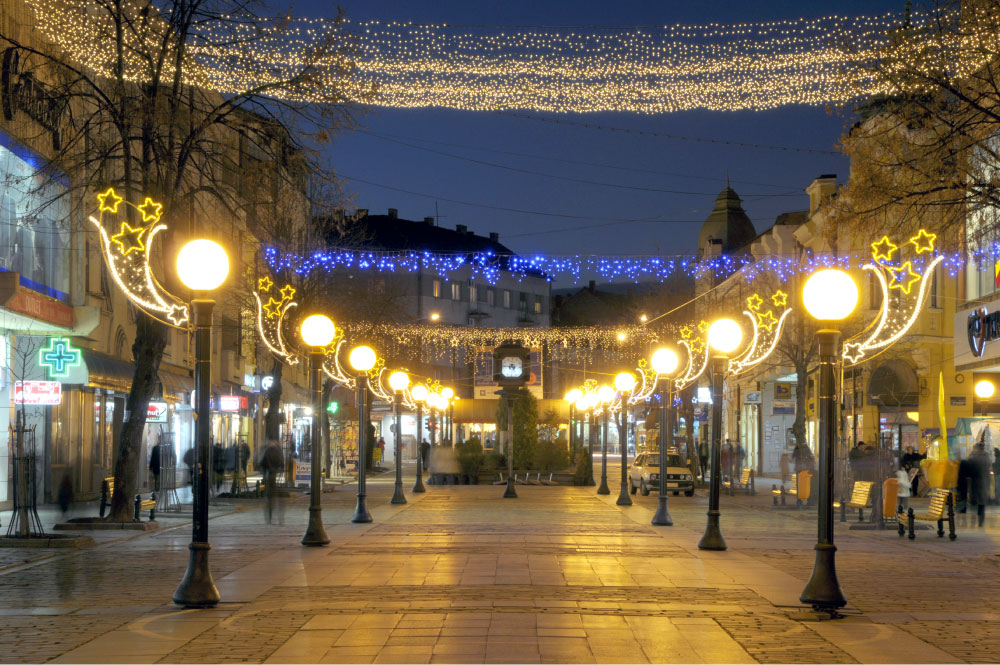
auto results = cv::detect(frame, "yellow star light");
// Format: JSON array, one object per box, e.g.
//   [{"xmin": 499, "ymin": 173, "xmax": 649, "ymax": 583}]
[
  {"xmin": 689, "ymin": 338, "xmax": 705, "ymax": 355},
  {"xmin": 110, "ymin": 221, "xmax": 146, "ymax": 255},
  {"xmin": 746, "ymin": 294, "xmax": 763, "ymax": 310},
  {"xmin": 843, "ymin": 342, "xmax": 866, "ymax": 364},
  {"xmin": 909, "ymin": 229, "xmax": 936, "ymax": 254},
  {"xmin": 696, "ymin": 320, "xmax": 708, "ymax": 334},
  {"xmin": 871, "ymin": 236, "xmax": 897, "ymax": 263},
  {"xmin": 262, "ymin": 297, "xmax": 284, "ymax": 319},
  {"xmin": 137, "ymin": 197, "xmax": 163, "ymax": 223},
  {"xmin": 258, "ymin": 276, "xmax": 273, "ymax": 292},
  {"xmin": 771, "ymin": 290, "xmax": 788, "ymax": 307},
  {"xmin": 888, "ymin": 262, "xmax": 921, "ymax": 294},
  {"xmin": 97, "ymin": 187, "xmax": 123, "ymax": 213},
  {"xmin": 680, "ymin": 326, "xmax": 693, "ymax": 339},
  {"xmin": 756, "ymin": 310, "xmax": 778, "ymax": 332},
  {"xmin": 279, "ymin": 284, "xmax": 296, "ymax": 301}
]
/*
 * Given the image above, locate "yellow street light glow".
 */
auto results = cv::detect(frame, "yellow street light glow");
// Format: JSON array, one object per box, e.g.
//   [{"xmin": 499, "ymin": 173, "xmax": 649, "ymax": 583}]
[
  {"xmin": 575, "ymin": 398, "xmax": 589, "ymax": 411},
  {"xmin": 388, "ymin": 370, "xmax": 410, "ymax": 392},
  {"xmin": 598, "ymin": 384, "xmax": 615, "ymax": 403},
  {"xmin": 348, "ymin": 345, "xmax": 377, "ymax": 372},
  {"xmin": 708, "ymin": 318, "xmax": 743, "ymax": 354},
  {"xmin": 651, "ymin": 347, "xmax": 679, "ymax": 376},
  {"xmin": 802, "ymin": 269, "xmax": 859, "ymax": 321},
  {"xmin": 565, "ymin": 388, "xmax": 583, "ymax": 403},
  {"xmin": 300, "ymin": 314, "xmax": 336, "ymax": 347},
  {"xmin": 975, "ymin": 379, "xmax": 995, "ymax": 399},
  {"xmin": 441, "ymin": 386, "xmax": 455, "ymax": 400},
  {"xmin": 176, "ymin": 239, "xmax": 229, "ymax": 291},
  {"xmin": 411, "ymin": 384, "xmax": 429, "ymax": 402},
  {"xmin": 640, "ymin": 314, "xmax": 648, "ymax": 323},
  {"xmin": 617, "ymin": 332, "xmax": 627, "ymax": 342},
  {"xmin": 614, "ymin": 371, "xmax": 636, "ymax": 393},
  {"xmin": 430, "ymin": 312, "xmax": 440, "ymax": 322}
]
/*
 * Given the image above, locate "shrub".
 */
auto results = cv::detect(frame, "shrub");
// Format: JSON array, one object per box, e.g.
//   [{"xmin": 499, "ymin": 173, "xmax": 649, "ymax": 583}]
[{"xmin": 456, "ymin": 437, "xmax": 485, "ymax": 477}]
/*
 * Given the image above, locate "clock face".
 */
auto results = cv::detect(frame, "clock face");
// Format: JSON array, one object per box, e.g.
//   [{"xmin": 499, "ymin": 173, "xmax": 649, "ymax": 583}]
[{"xmin": 500, "ymin": 357, "xmax": 523, "ymax": 378}]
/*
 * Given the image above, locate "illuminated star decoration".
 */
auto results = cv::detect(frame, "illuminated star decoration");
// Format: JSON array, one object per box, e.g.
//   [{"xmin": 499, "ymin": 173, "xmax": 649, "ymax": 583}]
[
  {"xmin": 321, "ymin": 330, "xmax": 357, "ymax": 391},
  {"xmin": 137, "ymin": 197, "xmax": 162, "ymax": 223},
  {"xmin": 252, "ymin": 276, "xmax": 299, "ymax": 366},
  {"xmin": 730, "ymin": 290, "xmax": 793, "ymax": 376},
  {"xmin": 680, "ymin": 326, "xmax": 693, "ymax": 339},
  {"xmin": 628, "ymin": 357, "xmax": 660, "ymax": 405},
  {"xmin": 675, "ymin": 319, "xmax": 710, "ymax": 391},
  {"xmin": 88, "ymin": 189, "xmax": 189, "ymax": 327},
  {"xmin": 844, "ymin": 229, "xmax": 943, "ymax": 365}
]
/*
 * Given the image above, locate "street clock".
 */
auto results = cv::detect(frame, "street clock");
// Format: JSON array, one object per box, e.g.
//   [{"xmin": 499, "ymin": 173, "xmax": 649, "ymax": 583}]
[{"xmin": 493, "ymin": 340, "xmax": 531, "ymax": 387}]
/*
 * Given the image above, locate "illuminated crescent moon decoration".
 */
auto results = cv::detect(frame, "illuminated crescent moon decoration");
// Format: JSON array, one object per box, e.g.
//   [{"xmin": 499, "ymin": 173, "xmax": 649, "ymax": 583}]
[
  {"xmin": 674, "ymin": 320, "xmax": 710, "ymax": 391},
  {"xmin": 730, "ymin": 290, "xmax": 792, "ymax": 375},
  {"xmin": 843, "ymin": 230, "xmax": 943, "ymax": 365},
  {"xmin": 88, "ymin": 188, "xmax": 189, "ymax": 327},
  {"xmin": 321, "ymin": 333, "xmax": 355, "ymax": 389},
  {"xmin": 253, "ymin": 277, "xmax": 299, "ymax": 365},
  {"xmin": 628, "ymin": 358, "xmax": 659, "ymax": 404}
]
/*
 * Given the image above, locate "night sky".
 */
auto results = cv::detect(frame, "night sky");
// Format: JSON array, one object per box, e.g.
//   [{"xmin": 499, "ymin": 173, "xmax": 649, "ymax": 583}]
[{"xmin": 295, "ymin": 0, "xmax": 907, "ymax": 284}]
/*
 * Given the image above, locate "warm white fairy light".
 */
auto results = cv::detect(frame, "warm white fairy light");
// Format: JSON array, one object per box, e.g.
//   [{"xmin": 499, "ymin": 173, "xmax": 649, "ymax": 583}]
[
  {"xmin": 729, "ymin": 291, "xmax": 792, "ymax": 375},
  {"xmin": 253, "ymin": 277, "xmax": 299, "ymax": 366},
  {"xmin": 23, "ymin": 1, "xmax": 971, "ymax": 114},
  {"xmin": 322, "ymin": 338, "xmax": 356, "ymax": 389},
  {"xmin": 675, "ymin": 320, "xmax": 710, "ymax": 391},
  {"xmin": 88, "ymin": 189, "xmax": 189, "ymax": 327}
]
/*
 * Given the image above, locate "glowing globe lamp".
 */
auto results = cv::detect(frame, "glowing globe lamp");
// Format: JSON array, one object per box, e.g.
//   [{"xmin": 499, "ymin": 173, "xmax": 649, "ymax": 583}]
[
  {"xmin": 651, "ymin": 347, "xmax": 679, "ymax": 375},
  {"xmin": 300, "ymin": 314, "xmax": 336, "ymax": 348},
  {"xmin": 598, "ymin": 384, "xmax": 615, "ymax": 404},
  {"xmin": 975, "ymin": 379, "xmax": 995, "ymax": 399},
  {"xmin": 565, "ymin": 388, "xmax": 583, "ymax": 403},
  {"xmin": 614, "ymin": 372, "xmax": 636, "ymax": 393},
  {"xmin": 802, "ymin": 269, "xmax": 859, "ymax": 321},
  {"xmin": 388, "ymin": 371, "xmax": 410, "ymax": 392},
  {"xmin": 176, "ymin": 239, "xmax": 229, "ymax": 291},
  {"xmin": 349, "ymin": 345, "xmax": 377, "ymax": 372},
  {"xmin": 441, "ymin": 386, "xmax": 454, "ymax": 400},
  {"xmin": 411, "ymin": 384, "xmax": 428, "ymax": 403},
  {"xmin": 708, "ymin": 318, "xmax": 743, "ymax": 354}
]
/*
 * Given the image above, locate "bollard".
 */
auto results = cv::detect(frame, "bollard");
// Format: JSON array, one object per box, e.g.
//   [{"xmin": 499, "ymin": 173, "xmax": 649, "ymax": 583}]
[
  {"xmin": 840, "ymin": 497, "xmax": 847, "ymax": 522},
  {"xmin": 134, "ymin": 494, "xmax": 142, "ymax": 521},
  {"xmin": 255, "ymin": 480, "xmax": 261, "ymax": 498},
  {"xmin": 897, "ymin": 505, "xmax": 906, "ymax": 537},
  {"xmin": 149, "ymin": 493, "xmax": 157, "ymax": 521}
]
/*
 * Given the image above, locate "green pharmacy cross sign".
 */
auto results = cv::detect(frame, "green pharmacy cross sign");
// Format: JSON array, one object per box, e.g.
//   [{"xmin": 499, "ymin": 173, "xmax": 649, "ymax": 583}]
[{"xmin": 39, "ymin": 337, "xmax": 81, "ymax": 378}]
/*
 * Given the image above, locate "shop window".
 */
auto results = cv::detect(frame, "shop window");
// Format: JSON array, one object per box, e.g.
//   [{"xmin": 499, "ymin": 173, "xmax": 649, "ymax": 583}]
[
  {"xmin": 487, "ymin": 288, "xmax": 495, "ymax": 306},
  {"xmin": 451, "ymin": 282, "xmax": 461, "ymax": 300},
  {"xmin": 503, "ymin": 289, "xmax": 512, "ymax": 309},
  {"xmin": 432, "ymin": 279, "xmax": 441, "ymax": 298},
  {"xmin": 469, "ymin": 283, "xmax": 477, "ymax": 303}
]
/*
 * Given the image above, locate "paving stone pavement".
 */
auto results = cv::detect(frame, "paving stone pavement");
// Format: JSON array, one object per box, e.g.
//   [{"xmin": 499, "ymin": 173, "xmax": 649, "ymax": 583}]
[{"xmin": 1, "ymin": 467, "xmax": 999, "ymax": 664}]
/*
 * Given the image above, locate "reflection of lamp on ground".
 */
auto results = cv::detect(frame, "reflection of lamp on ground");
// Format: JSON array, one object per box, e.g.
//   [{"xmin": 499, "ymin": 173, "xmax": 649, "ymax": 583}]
[
  {"xmin": 799, "ymin": 268, "xmax": 858, "ymax": 614},
  {"xmin": 411, "ymin": 384, "xmax": 428, "ymax": 493},
  {"xmin": 698, "ymin": 317, "xmax": 742, "ymax": 551},
  {"xmin": 349, "ymin": 345, "xmax": 377, "ymax": 523},
  {"xmin": 651, "ymin": 347, "xmax": 680, "ymax": 527},
  {"xmin": 614, "ymin": 372, "xmax": 637, "ymax": 506},
  {"xmin": 976, "ymin": 379, "xmax": 995, "ymax": 417},
  {"xmin": 300, "ymin": 314, "xmax": 336, "ymax": 546},
  {"xmin": 596, "ymin": 385, "xmax": 614, "ymax": 495},
  {"xmin": 389, "ymin": 371, "xmax": 410, "ymax": 505},
  {"xmin": 173, "ymin": 239, "xmax": 228, "ymax": 608}
]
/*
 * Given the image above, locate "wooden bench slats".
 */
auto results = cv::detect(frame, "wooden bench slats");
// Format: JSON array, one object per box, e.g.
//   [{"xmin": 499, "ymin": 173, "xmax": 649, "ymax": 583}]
[{"xmin": 905, "ymin": 488, "xmax": 956, "ymax": 540}]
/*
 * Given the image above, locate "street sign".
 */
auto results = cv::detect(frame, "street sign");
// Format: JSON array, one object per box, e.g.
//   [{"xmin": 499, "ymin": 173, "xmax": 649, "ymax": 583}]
[
  {"xmin": 147, "ymin": 401, "xmax": 168, "ymax": 423},
  {"xmin": 14, "ymin": 380, "xmax": 61, "ymax": 405}
]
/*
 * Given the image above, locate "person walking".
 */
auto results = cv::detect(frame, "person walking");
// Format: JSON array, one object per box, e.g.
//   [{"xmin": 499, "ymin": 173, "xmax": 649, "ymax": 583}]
[
  {"xmin": 149, "ymin": 440, "xmax": 162, "ymax": 492},
  {"xmin": 698, "ymin": 439, "xmax": 709, "ymax": 479},
  {"xmin": 212, "ymin": 441, "xmax": 226, "ymax": 494},
  {"xmin": 970, "ymin": 443, "xmax": 991, "ymax": 527},
  {"xmin": 896, "ymin": 463, "xmax": 912, "ymax": 513},
  {"xmin": 993, "ymin": 449, "xmax": 1000, "ymax": 505},
  {"xmin": 721, "ymin": 440, "xmax": 732, "ymax": 482},
  {"xmin": 182, "ymin": 447, "xmax": 195, "ymax": 486},
  {"xmin": 260, "ymin": 440, "xmax": 284, "ymax": 525}
]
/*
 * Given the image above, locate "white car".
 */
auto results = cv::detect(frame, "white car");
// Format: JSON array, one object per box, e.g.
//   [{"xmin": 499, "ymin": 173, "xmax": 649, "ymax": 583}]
[{"xmin": 629, "ymin": 452, "xmax": 694, "ymax": 496}]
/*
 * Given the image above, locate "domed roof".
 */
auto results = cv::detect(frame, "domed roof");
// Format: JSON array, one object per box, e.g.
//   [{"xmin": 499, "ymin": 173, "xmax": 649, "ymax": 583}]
[{"xmin": 698, "ymin": 185, "xmax": 756, "ymax": 255}]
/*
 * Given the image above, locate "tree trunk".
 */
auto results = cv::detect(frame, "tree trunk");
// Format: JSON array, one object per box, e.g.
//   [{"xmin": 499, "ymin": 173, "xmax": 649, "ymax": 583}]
[
  {"xmin": 793, "ymin": 361, "xmax": 808, "ymax": 447},
  {"xmin": 264, "ymin": 359, "xmax": 284, "ymax": 442},
  {"xmin": 108, "ymin": 312, "xmax": 167, "ymax": 521}
]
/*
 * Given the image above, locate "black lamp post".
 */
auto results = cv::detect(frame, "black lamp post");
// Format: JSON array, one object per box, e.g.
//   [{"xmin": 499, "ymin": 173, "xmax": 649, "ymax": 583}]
[
  {"xmin": 411, "ymin": 385, "xmax": 427, "ymax": 493},
  {"xmin": 389, "ymin": 371, "xmax": 410, "ymax": 505},
  {"xmin": 300, "ymin": 315, "xmax": 336, "ymax": 546},
  {"xmin": 800, "ymin": 269, "xmax": 858, "ymax": 613},
  {"xmin": 349, "ymin": 346, "xmax": 377, "ymax": 523},
  {"xmin": 651, "ymin": 347, "xmax": 680, "ymax": 527},
  {"xmin": 699, "ymin": 318, "xmax": 742, "ymax": 551},
  {"xmin": 173, "ymin": 239, "xmax": 228, "ymax": 608},
  {"xmin": 598, "ymin": 406, "xmax": 610, "ymax": 495},
  {"xmin": 614, "ymin": 372, "xmax": 636, "ymax": 506}
]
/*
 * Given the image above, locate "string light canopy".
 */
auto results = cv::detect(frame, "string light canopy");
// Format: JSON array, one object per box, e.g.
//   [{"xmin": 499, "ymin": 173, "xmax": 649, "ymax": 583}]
[
  {"xmin": 25, "ymin": 1, "xmax": 964, "ymax": 114},
  {"xmin": 88, "ymin": 188, "xmax": 189, "ymax": 327}
]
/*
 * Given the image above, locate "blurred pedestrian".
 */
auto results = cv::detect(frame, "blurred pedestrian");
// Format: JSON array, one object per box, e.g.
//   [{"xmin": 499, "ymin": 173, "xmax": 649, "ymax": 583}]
[
  {"xmin": 735, "ymin": 442, "xmax": 746, "ymax": 475},
  {"xmin": 698, "ymin": 439, "xmax": 709, "ymax": 478},
  {"xmin": 993, "ymin": 448, "xmax": 1000, "ymax": 505},
  {"xmin": 149, "ymin": 440, "xmax": 163, "ymax": 491},
  {"xmin": 260, "ymin": 440, "xmax": 284, "ymax": 524},
  {"xmin": 970, "ymin": 443, "xmax": 991, "ymax": 527},
  {"xmin": 56, "ymin": 470, "xmax": 74, "ymax": 517},
  {"xmin": 780, "ymin": 451, "xmax": 791, "ymax": 486},
  {"xmin": 721, "ymin": 440, "xmax": 732, "ymax": 482},
  {"xmin": 896, "ymin": 463, "xmax": 912, "ymax": 512},
  {"xmin": 182, "ymin": 447, "xmax": 195, "ymax": 486},
  {"xmin": 212, "ymin": 441, "xmax": 226, "ymax": 493},
  {"xmin": 849, "ymin": 441, "xmax": 866, "ymax": 482}
]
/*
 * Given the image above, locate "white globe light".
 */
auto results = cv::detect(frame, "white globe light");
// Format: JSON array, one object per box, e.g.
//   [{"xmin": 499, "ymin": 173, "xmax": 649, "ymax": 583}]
[
  {"xmin": 349, "ymin": 345, "xmax": 377, "ymax": 372},
  {"xmin": 651, "ymin": 348, "xmax": 679, "ymax": 375},
  {"xmin": 708, "ymin": 318, "xmax": 743, "ymax": 354},
  {"xmin": 802, "ymin": 269, "xmax": 859, "ymax": 321},
  {"xmin": 441, "ymin": 387, "xmax": 454, "ymax": 400},
  {"xmin": 614, "ymin": 372, "xmax": 636, "ymax": 392},
  {"xmin": 411, "ymin": 384, "xmax": 429, "ymax": 402},
  {"xmin": 584, "ymin": 392, "xmax": 599, "ymax": 409},
  {"xmin": 176, "ymin": 239, "xmax": 229, "ymax": 291},
  {"xmin": 565, "ymin": 388, "xmax": 583, "ymax": 403},
  {"xmin": 575, "ymin": 398, "xmax": 589, "ymax": 411},
  {"xmin": 299, "ymin": 314, "xmax": 336, "ymax": 348},
  {"xmin": 597, "ymin": 384, "xmax": 615, "ymax": 403},
  {"xmin": 975, "ymin": 379, "xmax": 995, "ymax": 399},
  {"xmin": 388, "ymin": 371, "xmax": 410, "ymax": 392}
]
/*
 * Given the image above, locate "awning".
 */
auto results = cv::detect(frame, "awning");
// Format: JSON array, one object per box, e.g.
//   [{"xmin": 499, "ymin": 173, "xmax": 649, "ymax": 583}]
[
  {"xmin": 159, "ymin": 368, "xmax": 193, "ymax": 401},
  {"xmin": 78, "ymin": 347, "xmax": 134, "ymax": 393}
]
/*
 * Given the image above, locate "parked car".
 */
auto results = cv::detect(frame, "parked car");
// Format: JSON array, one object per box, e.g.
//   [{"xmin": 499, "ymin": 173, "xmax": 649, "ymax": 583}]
[{"xmin": 629, "ymin": 452, "xmax": 694, "ymax": 496}]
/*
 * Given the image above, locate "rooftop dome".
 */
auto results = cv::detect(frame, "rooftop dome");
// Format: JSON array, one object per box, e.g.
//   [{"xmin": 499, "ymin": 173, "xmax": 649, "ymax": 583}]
[{"xmin": 698, "ymin": 185, "xmax": 756, "ymax": 255}]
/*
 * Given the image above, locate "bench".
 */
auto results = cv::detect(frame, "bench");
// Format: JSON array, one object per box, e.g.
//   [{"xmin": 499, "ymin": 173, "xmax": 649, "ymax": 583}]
[
  {"xmin": 724, "ymin": 468, "xmax": 755, "ymax": 495},
  {"xmin": 834, "ymin": 480, "xmax": 873, "ymax": 521},
  {"xmin": 771, "ymin": 470, "xmax": 812, "ymax": 508},
  {"xmin": 99, "ymin": 477, "xmax": 156, "ymax": 521},
  {"xmin": 540, "ymin": 473, "xmax": 558, "ymax": 486},
  {"xmin": 492, "ymin": 473, "xmax": 507, "ymax": 486},
  {"xmin": 905, "ymin": 488, "xmax": 956, "ymax": 540}
]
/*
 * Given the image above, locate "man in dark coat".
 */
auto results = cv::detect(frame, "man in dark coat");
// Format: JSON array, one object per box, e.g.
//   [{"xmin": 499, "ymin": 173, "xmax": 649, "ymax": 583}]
[
  {"xmin": 260, "ymin": 441, "xmax": 284, "ymax": 524},
  {"xmin": 149, "ymin": 441, "xmax": 162, "ymax": 491},
  {"xmin": 970, "ymin": 443, "xmax": 991, "ymax": 527}
]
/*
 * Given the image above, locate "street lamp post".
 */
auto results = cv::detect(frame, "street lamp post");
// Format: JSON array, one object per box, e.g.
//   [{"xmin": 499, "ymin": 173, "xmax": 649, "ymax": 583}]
[
  {"xmin": 596, "ymin": 385, "xmax": 613, "ymax": 495},
  {"xmin": 614, "ymin": 372, "xmax": 636, "ymax": 506},
  {"xmin": 389, "ymin": 371, "xmax": 410, "ymax": 505},
  {"xmin": 502, "ymin": 388, "xmax": 517, "ymax": 498},
  {"xmin": 349, "ymin": 345, "xmax": 377, "ymax": 523},
  {"xmin": 172, "ymin": 239, "xmax": 228, "ymax": 608},
  {"xmin": 441, "ymin": 387, "xmax": 455, "ymax": 445},
  {"xmin": 565, "ymin": 388, "xmax": 582, "ymax": 463},
  {"xmin": 800, "ymin": 269, "xmax": 858, "ymax": 613},
  {"xmin": 699, "ymin": 318, "xmax": 742, "ymax": 551},
  {"xmin": 651, "ymin": 347, "xmax": 680, "ymax": 527},
  {"xmin": 411, "ymin": 384, "xmax": 428, "ymax": 493},
  {"xmin": 300, "ymin": 315, "xmax": 337, "ymax": 546}
]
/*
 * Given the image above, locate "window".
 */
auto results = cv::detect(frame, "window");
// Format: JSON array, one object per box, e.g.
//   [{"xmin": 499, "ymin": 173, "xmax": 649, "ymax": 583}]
[
  {"xmin": 469, "ymin": 283, "xmax": 477, "ymax": 303},
  {"xmin": 519, "ymin": 292, "xmax": 528, "ymax": 311},
  {"xmin": 930, "ymin": 266, "xmax": 940, "ymax": 309},
  {"xmin": 432, "ymin": 279, "xmax": 441, "ymax": 298},
  {"xmin": 504, "ymin": 290, "xmax": 512, "ymax": 309},
  {"xmin": 487, "ymin": 289, "xmax": 495, "ymax": 307},
  {"xmin": 534, "ymin": 295, "xmax": 543, "ymax": 314},
  {"xmin": 451, "ymin": 283, "xmax": 462, "ymax": 300}
]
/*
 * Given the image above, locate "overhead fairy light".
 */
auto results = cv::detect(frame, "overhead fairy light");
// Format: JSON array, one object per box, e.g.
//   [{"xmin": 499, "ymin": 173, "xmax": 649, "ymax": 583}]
[
  {"xmin": 843, "ymin": 230, "xmax": 944, "ymax": 365},
  {"xmin": 22, "ymin": 0, "xmax": 969, "ymax": 114},
  {"xmin": 88, "ymin": 188, "xmax": 189, "ymax": 327},
  {"xmin": 253, "ymin": 277, "xmax": 299, "ymax": 366},
  {"xmin": 729, "ymin": 290, "xmax": 792, "ymax": 375}
]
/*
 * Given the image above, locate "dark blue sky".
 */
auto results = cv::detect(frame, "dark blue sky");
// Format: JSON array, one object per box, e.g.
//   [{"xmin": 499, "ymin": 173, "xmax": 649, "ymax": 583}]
[{"xmin": 296, "ymin": 0, "xmax": 906, "ymax": 275}]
